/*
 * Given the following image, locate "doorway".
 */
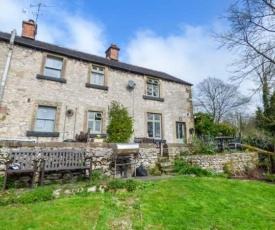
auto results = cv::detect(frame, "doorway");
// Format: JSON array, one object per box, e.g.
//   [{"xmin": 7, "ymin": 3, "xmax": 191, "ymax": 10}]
[{"xmin": 176, "ymin": 122, "xmax": 186, "ymax": 143}]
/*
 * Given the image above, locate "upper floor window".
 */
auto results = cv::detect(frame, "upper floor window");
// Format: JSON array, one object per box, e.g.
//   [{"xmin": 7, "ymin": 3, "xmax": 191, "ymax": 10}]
[
  {"xmin": 147, "ymin": 78, "xmax": 160, "ymax": 97},
  {"xmin": 88, "ymin": 111, "xmax": 102, "ymax": 134},
  {"xmin": 35, "ymin": 106, "xmax": 56, "ymax": 132},
  {"xmin": 91, "ymin": 65, "xmax": 105, "ymax": 86},
  {"xmin": 44, "ymin": 56, "xmax": 63, "ymax": 78},
  {"xmin": 147, "ymin": 113, "xmax": 162, "ymax": 139}
]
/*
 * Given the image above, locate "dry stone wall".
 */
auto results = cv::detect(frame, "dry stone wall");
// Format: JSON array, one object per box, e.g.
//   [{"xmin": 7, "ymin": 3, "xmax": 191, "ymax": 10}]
[
  {"xmin": 181, "ymin": 153, "xmax": 258, "ymax": 173},
  {"xmin": 0, "ymin": 141, "xmax": 160, "ymax": 183}
]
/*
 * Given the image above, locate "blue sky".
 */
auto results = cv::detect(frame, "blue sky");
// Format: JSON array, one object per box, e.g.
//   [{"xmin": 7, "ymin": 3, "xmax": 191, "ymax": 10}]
[{"xmin": 1, "ymin": 0, "xmax": 258, "ymax": 106}]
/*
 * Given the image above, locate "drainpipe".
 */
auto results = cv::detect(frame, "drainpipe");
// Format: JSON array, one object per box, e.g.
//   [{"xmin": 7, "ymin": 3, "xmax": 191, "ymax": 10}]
[{"xmin": 0, "ymin": 29, "xmax": 16, "ymax": 107}]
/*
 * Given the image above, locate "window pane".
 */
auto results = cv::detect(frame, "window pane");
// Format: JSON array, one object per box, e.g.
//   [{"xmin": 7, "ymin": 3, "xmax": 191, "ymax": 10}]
[
  {"xmin": 95, "ymin": 121, "xmax": 101, "ymax": 133},
  {"xmin": 45, "ymin": 56, "xmax": 63, "ymax": 69},
  {"xmin": 147, "ymin": 113, "xmax": 153, "ymax": 120},
  {"xmin": 155, "ymin": 122, "xmax": 161, "ymax": 138},
  {"xmin": 35, "ymin": 119, "xmax": 54, "ymax": 132},
  {"xmin": 88, "ymin": 112, "xmax": 95, "ymax": 120},
  {"xmin": 88, "ymin": 121, "xmax": 94, "ymax": 130},
  {"xmin": 153, "ymin": 85, "xmax": 159, "ymax": 97},
  {"xmin": 154, "ymin": 114, "xmax": 161, "ymax": 120},
  {"xmin": 37, "ymin": 107, "xmax": 56, "ymax": 119},
  {"xmin": 147, "ymin": 122, "xmax": 153, "ymax": 137},
  {"xmin": 44, "ymin": 68, "xmax": 61, "ymax": 78},
  {"xmin": 91, "ymin": 73, "xmax": 104, "ymax": 86}
]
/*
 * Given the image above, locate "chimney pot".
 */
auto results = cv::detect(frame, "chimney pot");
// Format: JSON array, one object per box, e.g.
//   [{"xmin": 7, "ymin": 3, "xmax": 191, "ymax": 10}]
[
  {"xmin": 105, "ymin": 44, "xmax": 120, "ymax": 61},
  {"xmin": 21, "ymin": 19, "xmax": 37, "ymax": 40}
]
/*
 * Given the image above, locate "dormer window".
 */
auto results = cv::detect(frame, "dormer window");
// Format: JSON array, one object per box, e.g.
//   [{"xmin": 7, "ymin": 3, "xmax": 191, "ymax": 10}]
[{"xmin": 147, "ymin": 78, "xmax": 159, "ymax": 97}]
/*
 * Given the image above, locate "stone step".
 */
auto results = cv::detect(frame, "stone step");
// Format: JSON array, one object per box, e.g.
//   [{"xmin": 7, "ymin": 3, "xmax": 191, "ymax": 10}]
[
  {"xmin": 158, "ymin": 157, "xmax": 170, "ymax": 163},
  {"xmin": 161, "ymin": 167, "xmax": 175, "ymax": 174},
  {"xmin": 159, "ymin": 161, "xmax": 174, "ymax": 168}
]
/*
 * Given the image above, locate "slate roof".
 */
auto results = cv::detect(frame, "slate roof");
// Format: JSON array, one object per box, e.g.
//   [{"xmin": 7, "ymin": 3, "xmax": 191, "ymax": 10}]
[{"xmin": 0, "ymin": 31, "xmax": 192, "ymax": 86}]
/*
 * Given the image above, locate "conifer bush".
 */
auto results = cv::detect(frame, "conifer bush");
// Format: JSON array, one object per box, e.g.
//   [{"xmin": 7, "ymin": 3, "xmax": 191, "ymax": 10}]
[{"xmin": 107, "ymin": 101, "xmax": 133, "ymax": 143}]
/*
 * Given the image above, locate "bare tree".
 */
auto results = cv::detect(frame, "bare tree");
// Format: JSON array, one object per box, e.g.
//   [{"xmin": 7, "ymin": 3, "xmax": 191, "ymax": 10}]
[
  {"xmin": 215, "ymin": 0, "xmax": 275, "ymax": 89},
  {"xmin": 195, "ymin": 77, "xmax": 249, "ymax": 124}
]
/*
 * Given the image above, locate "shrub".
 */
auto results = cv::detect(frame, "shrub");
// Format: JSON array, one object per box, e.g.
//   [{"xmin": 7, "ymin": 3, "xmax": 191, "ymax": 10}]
[
  {"xmin": 189, "ymin": 136, "xmax": 217, "ymax": 155},
  {"xmin": 125, "ymin": 179, "xmax": 138, "ymax": 192},
  {"xmin": 107, "ymin": 101, "xmax": 133, "ymax": 143},
  {"xmin": 173, "ymin": 158, "xmax": 215, "ymax": 177},
  {"xmin": 107, "ymin": 179, "xmax": 126, "ymax": 192},
  {"xmin": 264, "ymin": 173, "xmax": 275, "ymax": 182}
]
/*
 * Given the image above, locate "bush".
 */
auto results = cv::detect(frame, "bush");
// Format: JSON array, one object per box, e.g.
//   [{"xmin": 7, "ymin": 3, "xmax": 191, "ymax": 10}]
[
  {"xmin": 264, "ymin": 173, "xmax": 275, "ymax": 182},
  {"xmin": 125, "ymin": 179, "xmax": 138, "ymax": 192},
  {"xmin": 107, "ymin": 101, "xmax": 133, "ymax": 143},
  {"xmin": 107, "ymin": 179, "xmax": 126, "ymax": 192},
  {"xmin": 189, "ymin": 136, "xmax": 217, "ymax": 155},
  {"xmin": 243, "ymin": 131, "xmax": 275, "ymax": 152},
  {"xmin": 173, "ymin": 158, "xmax": 215, "ymax": 177}
]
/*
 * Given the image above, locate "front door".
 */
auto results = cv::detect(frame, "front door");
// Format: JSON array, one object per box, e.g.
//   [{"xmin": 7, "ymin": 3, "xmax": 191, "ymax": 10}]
[{"xmin": 176, "ymin": 122, "xmax": 186, "ymax": 143}]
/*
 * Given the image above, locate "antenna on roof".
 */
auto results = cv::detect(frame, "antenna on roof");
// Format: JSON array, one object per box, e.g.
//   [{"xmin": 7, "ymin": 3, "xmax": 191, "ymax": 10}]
[{"xmin": 30, "ymin": 1, "xmax": 55, "ymax": 23}]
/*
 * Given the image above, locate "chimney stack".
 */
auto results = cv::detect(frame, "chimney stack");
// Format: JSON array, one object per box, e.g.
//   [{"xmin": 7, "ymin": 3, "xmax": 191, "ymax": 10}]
[
  {"xmin": 105, "ymin": 44, "xmax": 120, "ymax": 61},
  {"xmin": 21, "ymin": 19, "xmax": 37, "ymax": 40}
]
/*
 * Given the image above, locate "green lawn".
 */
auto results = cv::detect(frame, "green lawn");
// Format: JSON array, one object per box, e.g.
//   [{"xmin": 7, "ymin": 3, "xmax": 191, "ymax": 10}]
[{"xmin": 1, "ymin": 177, "xmax": 275, "ymax": 229}]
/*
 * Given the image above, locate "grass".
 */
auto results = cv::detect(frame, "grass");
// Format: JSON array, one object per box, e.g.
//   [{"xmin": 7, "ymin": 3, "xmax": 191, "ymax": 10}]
[{"xmin": 1, "ymin": 177, "xmax": 275, "ymax": 229}]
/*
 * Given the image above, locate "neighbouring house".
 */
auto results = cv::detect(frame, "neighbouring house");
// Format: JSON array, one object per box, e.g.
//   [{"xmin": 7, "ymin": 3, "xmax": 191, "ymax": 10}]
[{"xmin": 0, "ymin": 20, "xmax": 194, "ymax": 143}]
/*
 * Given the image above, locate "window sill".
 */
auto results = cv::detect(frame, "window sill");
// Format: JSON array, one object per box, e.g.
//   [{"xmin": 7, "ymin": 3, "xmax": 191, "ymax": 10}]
[
  {"xmin": 85, "ymin": 83, "xmax": 108, "ymax": 91},
  {"xmin": 26, "ymin": 131, "xmax": 60, "ymax": 137},
  {"xmin": 143, "ymin": 95, "xmax": 164, "ymax": 102},
  {"xmin": 36, "ymin": 74, "xmax": 67, "ymax": 83}
]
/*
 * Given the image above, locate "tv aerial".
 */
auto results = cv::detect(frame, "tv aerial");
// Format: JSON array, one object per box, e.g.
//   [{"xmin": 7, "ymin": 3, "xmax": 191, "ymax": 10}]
[{"xmin": 29, "ymin": 1, "xmax": 55, "ymax": 23}]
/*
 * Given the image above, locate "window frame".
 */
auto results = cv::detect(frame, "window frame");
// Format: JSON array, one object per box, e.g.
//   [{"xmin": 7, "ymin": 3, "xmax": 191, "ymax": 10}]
[
  {"xmin": 143, "ymin": 77, "xmax": 164, "ymax": 102},
  {"xmin": 44, "ymin": 55, "xmax": 63, "ymax": 79},
  {"xmin": 88, "ymin": 111, "xmax": 103, "ymax": 134},
  {"xmin": 34, "ymin": 106, "xmax": 56, "ymax": 132},
  {"xmin": 26, "ymin": 101, "xmax": 61, "ymax": 137},
  {"xmin": 147, "ymin": 113, "xmax": 162, "ymax": 139},
  {"xmin": 37, "ymin": 53, "xmax": 66, "ymax": 83},
  {"xmin": 147, "ymin": 78, "xmax": 160, "ymax": 97},
  {"xmin": 85, "ymin": 64, "xmax": 108, "ymax": 91}
]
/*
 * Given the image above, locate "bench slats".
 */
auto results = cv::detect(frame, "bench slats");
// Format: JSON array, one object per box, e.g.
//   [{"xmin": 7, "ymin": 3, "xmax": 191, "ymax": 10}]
[
  {"xmin": 2, "ymin": 149, "xmax": 38, "ymax": 191},
  {"xmin": 3, "ymin": 149, "xmax": 93, "ymax": 190},
  {"xmin": 39, "ymin": 149, "xmax": 92, "ymax": 186}
]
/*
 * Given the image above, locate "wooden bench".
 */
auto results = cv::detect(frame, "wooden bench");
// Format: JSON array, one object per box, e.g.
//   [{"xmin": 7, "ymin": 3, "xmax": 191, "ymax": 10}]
[
  {"xmin": 2, "ymin": 149, "xmax": 38, "ymax": 191},
  {"xmin": 39, "ymin": 149, "xmax": 92, "ymax": 186}
]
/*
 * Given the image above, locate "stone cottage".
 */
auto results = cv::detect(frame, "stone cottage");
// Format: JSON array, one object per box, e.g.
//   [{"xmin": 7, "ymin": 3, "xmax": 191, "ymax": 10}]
[{"xmin": 0, "ymin": 20, "xmax": 194, "ymax": 143}]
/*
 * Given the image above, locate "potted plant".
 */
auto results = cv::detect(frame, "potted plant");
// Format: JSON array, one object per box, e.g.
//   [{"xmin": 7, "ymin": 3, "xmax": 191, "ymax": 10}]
[{"xmin": 92, "ymin": 134, "xmax": 104, "ymax": 143}]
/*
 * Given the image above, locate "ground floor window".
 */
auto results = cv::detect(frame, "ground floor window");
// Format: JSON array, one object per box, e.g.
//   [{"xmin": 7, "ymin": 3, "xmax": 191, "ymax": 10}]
[
  {"xmin": 88, "ymin": 111, "xmax": 102, "ymax": 134},
  {"xmin": 147, "ymin": 113, "xmax": 162, "ymax": 139},
  {"xmin": 35, "ymin": 106, "xmax": 56, "ymax": 132}
]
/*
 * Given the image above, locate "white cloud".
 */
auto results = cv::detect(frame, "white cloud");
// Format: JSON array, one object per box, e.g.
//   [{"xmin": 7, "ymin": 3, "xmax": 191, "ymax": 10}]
[
  {"xmin": 122, "ymin": 25, "xmax": 233, "ymax": 87},
  {"xmin": 0, "ymin": 0, "xmax": 107, "ymax": 56}
]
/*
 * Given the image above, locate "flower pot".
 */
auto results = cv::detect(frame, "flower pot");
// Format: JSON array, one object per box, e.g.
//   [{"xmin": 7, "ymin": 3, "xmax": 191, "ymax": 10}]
[{"xmin": 92, "ymin": 138, "xmax": 104, "ymax": 143}]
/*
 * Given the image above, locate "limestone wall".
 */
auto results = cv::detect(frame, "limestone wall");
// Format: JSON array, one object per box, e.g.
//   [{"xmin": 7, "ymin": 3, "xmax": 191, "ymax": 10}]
[
  {"xmin": 181, "ymin": 153, "xmax": 258, "ymax": 173},
  {"xmin": 0, "ymin": 42, "xmax": 194, "ymax": 143}
]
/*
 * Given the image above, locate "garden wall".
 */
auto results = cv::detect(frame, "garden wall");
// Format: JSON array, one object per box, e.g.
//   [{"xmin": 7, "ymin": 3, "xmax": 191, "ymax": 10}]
[
  {"xmin": 0, "ymin": 141, "xmax": 160, "ymax": 183},
  {"xmin": 181, "ymin": 152, "xmax": 258, "ymax": 173}
]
